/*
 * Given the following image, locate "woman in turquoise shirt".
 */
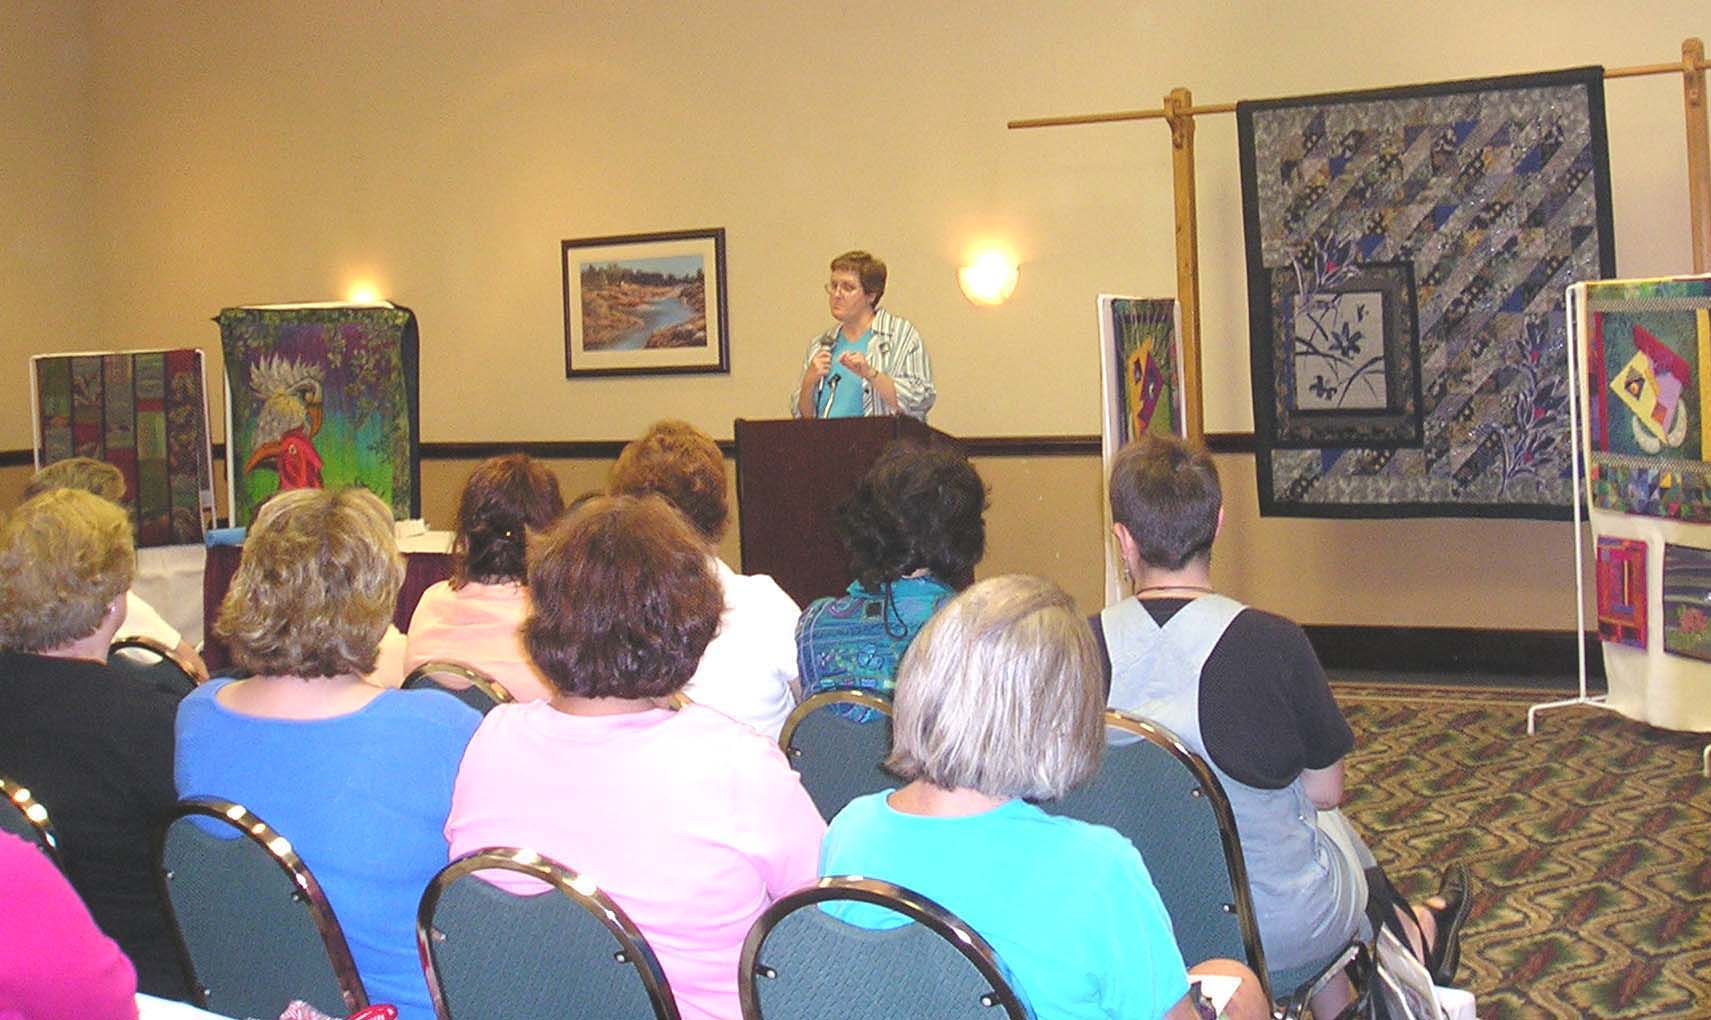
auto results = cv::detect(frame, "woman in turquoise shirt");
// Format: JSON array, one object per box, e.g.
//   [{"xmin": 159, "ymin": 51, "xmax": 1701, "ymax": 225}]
[{"xmin": 820, "ymin": 574, "xmax": 1267, "ymax": 1020}]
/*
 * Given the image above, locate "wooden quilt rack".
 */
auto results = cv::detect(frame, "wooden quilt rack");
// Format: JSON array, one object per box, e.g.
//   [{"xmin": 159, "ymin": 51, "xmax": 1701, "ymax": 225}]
[{"xmin": 1009, "ymin": 38, "xmax": 1711, "ymax": 446}]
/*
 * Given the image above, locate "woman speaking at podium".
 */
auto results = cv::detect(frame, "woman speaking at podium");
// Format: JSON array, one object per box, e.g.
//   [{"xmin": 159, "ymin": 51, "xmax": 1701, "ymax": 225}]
[{"xmin": 792, "ymin": 250, "xmax": 935, "ymax": 420}]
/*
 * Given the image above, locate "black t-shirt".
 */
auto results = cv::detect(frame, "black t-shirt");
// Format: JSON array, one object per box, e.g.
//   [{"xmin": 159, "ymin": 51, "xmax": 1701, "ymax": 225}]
[
  {"xmin": 1091, "ymin": 598, "xmax": 1354, "ymax": 790},
  {"xmin": 0, "ymin": 650, "xmax": 190, "ymax": 998}
]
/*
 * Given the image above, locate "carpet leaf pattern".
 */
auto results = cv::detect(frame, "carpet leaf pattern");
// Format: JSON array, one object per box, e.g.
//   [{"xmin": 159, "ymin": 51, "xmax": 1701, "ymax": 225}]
[{"xmin": 1335, "ymin": 684, "xmax": 1709, "ymax": 1020}]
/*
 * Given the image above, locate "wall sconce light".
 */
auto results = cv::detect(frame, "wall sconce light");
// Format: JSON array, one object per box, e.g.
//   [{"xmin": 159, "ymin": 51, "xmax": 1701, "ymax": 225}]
[
  {"xmin": 958, "ymin": 251, "xmax": 1019, "ymax": 306},
  {"xmin": 344, "ymin": 279, "xmax": 383, "ymax": 304}
]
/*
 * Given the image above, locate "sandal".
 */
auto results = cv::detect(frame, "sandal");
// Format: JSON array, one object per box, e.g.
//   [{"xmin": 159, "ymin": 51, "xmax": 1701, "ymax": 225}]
[{"xmin": 1424, "ymin": 864, "xmax": 1471, "ymax": 986}]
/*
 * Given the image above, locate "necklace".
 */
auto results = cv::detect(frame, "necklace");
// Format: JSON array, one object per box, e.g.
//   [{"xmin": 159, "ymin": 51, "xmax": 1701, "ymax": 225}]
[{"xmin": 1134, "ymin": 584, "xmax": 1213, "ymax": 597}]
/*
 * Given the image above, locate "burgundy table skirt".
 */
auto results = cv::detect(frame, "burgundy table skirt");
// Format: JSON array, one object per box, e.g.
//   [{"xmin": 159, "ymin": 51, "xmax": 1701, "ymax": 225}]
[{"xmin": 201, "ymin": 545, "xmax": 451, "ymax": 674}]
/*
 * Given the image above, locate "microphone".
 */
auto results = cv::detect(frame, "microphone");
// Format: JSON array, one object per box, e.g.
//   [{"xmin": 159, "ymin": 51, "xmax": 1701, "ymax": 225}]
[{"xmin": 814, "ymin": 335, "xmax": 837, "ymax": 418}]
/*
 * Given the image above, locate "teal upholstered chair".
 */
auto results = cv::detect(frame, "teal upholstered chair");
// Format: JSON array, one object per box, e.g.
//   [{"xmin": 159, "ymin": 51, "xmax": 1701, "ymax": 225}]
[
  {"xmin": 1048, "ymin": 711, "xmax": 1366, "ymax": 1020},
  {"xmin": 402, "ymin": 660, "xmax": 514, "ymax": 715},
  {"xmin": 740, "ymin": 875, "xmax": 1028, "ymax": 1020},
  {"xmin": 777, "ymin": 689, "xmax": 895, "ymax": 822},
  {"xmin": 155, "ymin": 798, "xmax": 367, "ymax": 1019},
  {"xmin": 418, "ymin": 847, "xmax": 679, "ymax": 1020}
]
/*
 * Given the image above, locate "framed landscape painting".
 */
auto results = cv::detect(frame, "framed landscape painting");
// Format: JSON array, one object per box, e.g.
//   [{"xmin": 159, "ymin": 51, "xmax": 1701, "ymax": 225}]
[{"xmin": 562, "ymin": 228, "xmax": 730, "ymax": 377}]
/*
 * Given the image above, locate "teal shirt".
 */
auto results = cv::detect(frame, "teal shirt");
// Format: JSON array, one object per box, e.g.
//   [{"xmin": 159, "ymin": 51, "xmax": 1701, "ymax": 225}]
[
  {"xmin": 819, "ymin": 328, "xmax": 872, "ymax": 418},
  {"xmin": 821, "ymin": 793, "xmax": 1190, "ymax": 1020}
]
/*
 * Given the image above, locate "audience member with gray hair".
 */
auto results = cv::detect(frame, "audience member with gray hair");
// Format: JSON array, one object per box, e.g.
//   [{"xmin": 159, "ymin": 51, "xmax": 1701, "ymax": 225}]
[
  {"xmin": 0, "ymin": 489, "xmax": 189, "ymax": 999},
  {"xmin": 820, "ymin": 573, "xmax": 1267, "ymax": 1020}
]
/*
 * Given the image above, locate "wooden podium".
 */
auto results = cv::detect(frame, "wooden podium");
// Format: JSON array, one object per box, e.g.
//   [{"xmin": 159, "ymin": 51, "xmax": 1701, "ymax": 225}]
[{"xmin": 734, "ymin": 417, "xmax": 958, "ymax": 606}]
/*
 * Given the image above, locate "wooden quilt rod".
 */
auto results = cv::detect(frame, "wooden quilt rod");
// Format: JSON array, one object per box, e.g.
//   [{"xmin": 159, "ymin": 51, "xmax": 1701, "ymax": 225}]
[
  {"xmin": 1007, "ymin": 38, "xmax": 1711, "ymax": 440},
  {"xmin": 1005, "ymin": 49, "xmax": 1709, "ymax": 130}
]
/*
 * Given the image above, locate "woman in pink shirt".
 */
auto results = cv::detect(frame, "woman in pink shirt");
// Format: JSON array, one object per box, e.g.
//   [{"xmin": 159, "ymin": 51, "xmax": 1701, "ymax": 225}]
[
  {"xmin": 406, "ymin": 454, "xmax": 564, "ymax": 702},
  {"xmin": 445, "ymin": 495, "xmax": 825, "ymax": 1020},
  {"xmin": 0, "ymin": 831, "xmax": 139, "ymax": 1020}
]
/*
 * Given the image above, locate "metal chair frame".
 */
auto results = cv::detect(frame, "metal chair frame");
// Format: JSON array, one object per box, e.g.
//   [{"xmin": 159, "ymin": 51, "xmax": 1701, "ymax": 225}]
[
  {"xmin": 739, "ymin": 875, "xmax": 1028, "ymax": 1020},
  {"xmin": 108, "ymin": 635, "xmax": 200, "ymax": 694},
  {"xmin": 0, "ymin": 774, "xmax": 62, "ymax": 867},
  {"xmin": 403, "ymin": 660, "xmax": 515, "ymax": 711},
  {"xmin": 1099, "ymin": 711, "xmax": 1367, "ymax": 1020},
  {"xmin": 418, "ymin": 846, "xmax": 680, "ymax": 1020},
  {"xmin": 777, "ymin": 688, "xmax": 894, "ymax": 751},
  {"xmin": 153, "ymin": 797, "xmax": 368, "ymax": 1014}
]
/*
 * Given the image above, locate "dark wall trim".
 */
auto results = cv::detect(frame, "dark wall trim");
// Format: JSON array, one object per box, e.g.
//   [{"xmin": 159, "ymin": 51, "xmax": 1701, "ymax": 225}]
[
  {"xmin": 1305, "ymin": 624, "xmax": 1604, "ymax": 684},
  {"xmin": 2, "ymin": 430, "xmax": 1264, "ymax": 468}
]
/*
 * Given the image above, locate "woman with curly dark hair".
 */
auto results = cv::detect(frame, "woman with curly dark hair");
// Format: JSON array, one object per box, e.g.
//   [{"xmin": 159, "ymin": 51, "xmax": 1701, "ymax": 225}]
[
  {"xmin": 796, "ymin": 440, "xmax": 987, "ymax": 709},
  {"xmin": 445, "ymin": 495, "xmax": 824, "ymax": 1020},
  {"xmin": 405, "ymin": 454, "xmax": 564, "ymax": 701}
]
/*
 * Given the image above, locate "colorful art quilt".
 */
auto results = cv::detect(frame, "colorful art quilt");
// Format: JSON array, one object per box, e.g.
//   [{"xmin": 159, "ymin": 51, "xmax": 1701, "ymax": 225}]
[
  {"xmin": 218, "ymin": 305, "xmax": 420, "ymax": 526},
  {"xmin": 1098, "ymin": 296, "xmax": 1185, "ymax": 446},
  {"xmin": 1595, "ymin": 536, "xmax": 1646, "ymax": 649},
  {"xmin": 1661, "ymin": 542, "xmax": 1711, "ymax": 661},
  {"xmin": 1577, "ymin": 276, "xmax": 1711, "ymax": 521},
  {"xmin": 31, "ymin": 349, "xmax": 214, "ymax": 546},
  {"xmin": 1239, "ymin": 67, "xmax": 1614, "ymax": 517}
]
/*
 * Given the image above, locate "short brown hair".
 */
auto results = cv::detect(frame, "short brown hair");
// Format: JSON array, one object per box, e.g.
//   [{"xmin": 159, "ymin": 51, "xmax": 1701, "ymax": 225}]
[
  {"xmin": 25, "ymin": 457, "xmax": 126, "ymax": 503},
  {"xmin": 1108, "ymin": 435, "xmax": 1221, "ymax": 571},
  {"xmin": 608, "ymin": 420, "xmax": 728, "ymax": 542},
  {"xmin": 0, "ymin": 490, "xmax": 134, "ymax": 651},
  {"xmin": 451, "ymin": 454, "xmax": 565, "ymax": 587},
  {"xmin": 524, "ymin": 494, "xmax": 722, "ymax": 699},
  {"xmin": 886, "ymin": 574, "xmax": 1103, "ymax": 800},
  {"xmin": 830, "ymin": 250, "xmax": 887, "ymax": 308},
  {"xmin": 216, "ymin": 488, "xmax": 403, "ymax": 678}
]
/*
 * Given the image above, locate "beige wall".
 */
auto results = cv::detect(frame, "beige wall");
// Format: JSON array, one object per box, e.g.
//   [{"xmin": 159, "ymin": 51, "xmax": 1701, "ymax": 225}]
[
  {"xmin": 4, "ymin": 2, "xmax": 1701, "ymax": 630},
  {"xmin": 2, "ymin": 3, "xmax": 98, "ymax": 404}
]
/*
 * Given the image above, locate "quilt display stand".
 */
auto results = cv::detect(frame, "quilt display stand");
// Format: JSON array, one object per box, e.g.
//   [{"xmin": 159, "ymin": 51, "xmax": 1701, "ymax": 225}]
[
  {"xmin": 1525, "ymin": 284, "xmax": 1608, "ymax": 735},
  {"xmin": 1534, "ymin": 275, "xmax": 1711, "ymax": 777}
]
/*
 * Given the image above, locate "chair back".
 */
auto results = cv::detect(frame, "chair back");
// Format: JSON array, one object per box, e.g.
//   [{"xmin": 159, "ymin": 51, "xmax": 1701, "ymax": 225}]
[
  {"xmin": 1048, "ymin": 712, "xmax": 1272, "ymax": 992},
  {"xmin": 419, "ymin": 847, "xmax": 679, "ymax": 1020},
  {"xmin": 777, "ymin": 690, "xmax": 895, "ymax": 822},
  {"xmin": 0, "ymin": 774, "xmax": 62, "ymax": 866},
  {"xmin": 109, "ymin": 636, "xmax": 198, "ymax": 696},
  {"xmin": 155, "ymin": 798, "xmax": 367, "ymax": 1018},
  {"xmin": 740, "ymin": 875, "xmax": 1027, "ymax": 1020},
  {"xmin": 402, "ymin": 660, "xmax": 514, "ymax": 714}
]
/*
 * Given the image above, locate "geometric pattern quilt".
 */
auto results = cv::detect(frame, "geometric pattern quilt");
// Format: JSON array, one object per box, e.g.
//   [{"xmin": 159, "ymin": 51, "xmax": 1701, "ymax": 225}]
[
  {"xmin": 217, "ymin": 304, "xmax": 420, "ymax": 527},
  {"xmin": 1578, "ymin": 275, "xmax": 1711, "ymax": 521},
  {"xmin": 1239, "ymin": 66, "xmax": 1614, "ymax": 517},
  {"xmin": 1099, "ymin": 296, "xmax": 1185, "ymax": 446},
  {"xmin": 31, "ymin": 348, "xmax": 215, "ymax": 546},
  {"xmin": 1594, "ymin": 536, "xmax": 1645, "ymax": 649}
]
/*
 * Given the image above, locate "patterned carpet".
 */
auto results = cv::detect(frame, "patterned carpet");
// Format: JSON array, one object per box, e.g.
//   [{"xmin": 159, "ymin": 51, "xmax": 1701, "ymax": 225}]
[{"xmin": 1333, "ymin": 683, "xmax": 1710, "ymax": 1020}]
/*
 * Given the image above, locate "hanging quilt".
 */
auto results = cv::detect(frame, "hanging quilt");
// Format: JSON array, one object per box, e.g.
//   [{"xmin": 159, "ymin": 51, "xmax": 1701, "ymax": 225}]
[
  {"xmin": 1239, "ymin": 66, "xmax": 1614, "ymax": 517},
  {"xmin": 1099, "ymin": 296, "xmax": 1186, "ymax": 447},
  {"xmin": 1594, "ymin": 536, "xmax": 1646, "ymax": 649},
  {"xmin": 218, "ymin": 304, "xmax": 420, "ymax": 527},
  {"xmin": 1661, "ymin": 542, "xmax": 1711, "ymax": 661},
  {"xmin": 1576, "ymin": 275, "xmax": 1711, "ymax": 521},
  {"xmin": 31, "ymin": 349, "xmax": 215, "ymax": 546}
]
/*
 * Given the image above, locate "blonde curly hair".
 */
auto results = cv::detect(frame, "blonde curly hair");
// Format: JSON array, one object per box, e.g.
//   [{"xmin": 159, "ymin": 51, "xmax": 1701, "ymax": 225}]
[
  {"xmin": 216, "ymin": 487, "xmax": 402, "ymax": 678},
  {"xmin": 0, "ymin": 490, "xmax": 134, "ymax": 652}
]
